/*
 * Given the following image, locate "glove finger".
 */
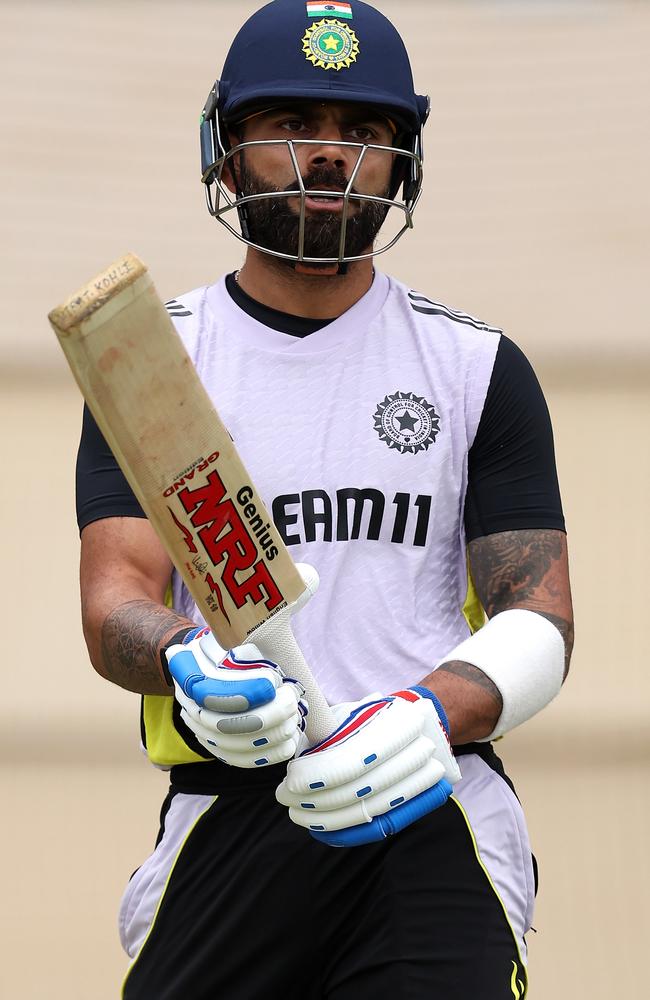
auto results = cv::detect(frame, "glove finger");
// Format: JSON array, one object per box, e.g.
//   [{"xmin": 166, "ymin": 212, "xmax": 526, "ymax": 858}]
[
  {"xmin": 179, "ymin": 685, "xmax": 301, "ymax": 739},
  {"xmin": 287, "ymin": 699, "xmax": 423, "ymax": 793},
  {"xmin": 330, "ymin": 693, "xmax": 384, "ymax": 728},
  {"xmin": 309, "ymin": 781, "xmax": 454, "ymax": 847},
  {"xmin": 197, "ymin": 735, "xmax": 299, "ymax": 768},
  {"xmin": 195, "ymin": 629, "xmax": 228, "ymax": 663},
  {"xmin": 415, "ymin": 700, "xmax": 463, "ymax": 784},
  {"xmin": 205, "ymin": 683, "xmax": 302, "ymax": 735},
  {"xmin": 178, "ymin": 708, "xmax": 267, "ymax": 746},
  {"xmin": 283, "ymin": 759, "xmax": 446, "ymax": 831},
  {"xmin": 180, "ymin": 711, "xmax": 297, "ymax": 765},
  {"xmin": 277, "ymin": 736, "xmax": 437, "ymax": 811},
  {"xmin": 372, "ymin": 778, "xmax": 453, "ymax": 834},
  {"xmin": 199, "ymin": 674, "xmax": 278, "ymax": 712},
  {"xmin": 183, "ymin": 711, "xmax": 263, "ymax": 745},
  {"xmin": 168, "ymin": 648, "xmax": 277, "ymax": 711},
  {"xmin": 198, "ymin": 713, "xmax": 301, "ymax": 752},
  {"xmin": 225, "ymin": 642, "xmax": 281, "ymax": 669},
  {"xmin": 173, "ymin": 682, "xmax": 203, "ymax": 723},
  {"xmin": 189, "ymin": 635, "xmax": 283, "ymax": 685}
]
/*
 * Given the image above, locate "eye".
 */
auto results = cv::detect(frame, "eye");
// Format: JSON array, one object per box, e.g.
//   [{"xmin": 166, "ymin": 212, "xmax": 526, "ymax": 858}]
[
  {"xmin": 345, "ymin": 126, "xmax": 376, "ymax": 142},
  {"xmin": 279, "ymin": 118, "xmax": 310, "ymax": 135}
]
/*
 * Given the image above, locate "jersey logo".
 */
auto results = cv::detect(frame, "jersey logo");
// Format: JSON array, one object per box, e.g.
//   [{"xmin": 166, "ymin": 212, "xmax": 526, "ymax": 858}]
[
  {"xmin": 302, "ymin": 19, "xmax": 359, "ymax": 71},
  {"xmin": 373, "ymin": 390, "xmax": 441, "ymax": 455}
]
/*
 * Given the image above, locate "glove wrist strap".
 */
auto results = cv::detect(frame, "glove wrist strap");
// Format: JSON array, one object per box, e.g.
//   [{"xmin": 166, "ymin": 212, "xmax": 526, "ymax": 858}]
[
  {"xmin": 160, "ymin": 626, "xmax": 203, "ymax": 685},
  {"xmin": 408, "ymin": 685, "xmax": 450, "ymax": 737}
]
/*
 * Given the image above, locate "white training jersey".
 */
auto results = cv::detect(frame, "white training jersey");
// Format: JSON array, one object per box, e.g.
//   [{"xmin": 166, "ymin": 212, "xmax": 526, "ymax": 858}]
[{"xmin": 167, "ymin": 271, "xmax": 500, "ymax": 708}]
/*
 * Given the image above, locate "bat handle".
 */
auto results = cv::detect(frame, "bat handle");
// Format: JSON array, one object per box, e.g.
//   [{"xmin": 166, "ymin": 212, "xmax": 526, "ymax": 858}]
[{"xmin": 250, "ymin": 602, "xmax": 336, "ymax": 747}]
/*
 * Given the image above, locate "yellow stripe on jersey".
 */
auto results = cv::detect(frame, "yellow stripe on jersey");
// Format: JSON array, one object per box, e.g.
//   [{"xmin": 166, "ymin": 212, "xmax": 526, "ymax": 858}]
[
  {"xmin": 141, "ymin": 576, "xmax": 207, "ymax": 767},
  {"xmin": 142, "ymin": 695, "xmax": 207, "ymax": 766},
  {"xmin": 463, "ymin": 556, "xmax": 486, "ymax": 634}
]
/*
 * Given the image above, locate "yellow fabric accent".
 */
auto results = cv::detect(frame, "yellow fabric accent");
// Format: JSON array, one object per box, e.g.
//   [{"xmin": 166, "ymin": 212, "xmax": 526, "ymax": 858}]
[
  {"xmin": 121, "ymin": 796, "xmax": 218, "ymax": 997},
  {"xmin": 141, "ymin": 577, "xmax": 206, "ymax": 767},
  {"xmin": 461, "ymin": 556, "xmax": 507, "ymax": 743},
  {"xmin": 462, "ymin": 557, "xmax": 486, "ymax": 634},
  {"xmin": 510, "ymin": 960, "xmax": 526, "ymax": 999},
  {"xmin": 142, "ymin": 695, "xmax": 206, "ymax": 767},
  {"xmin": 449, "ymin": 796, "xmax": 529, "ymax": 996}
]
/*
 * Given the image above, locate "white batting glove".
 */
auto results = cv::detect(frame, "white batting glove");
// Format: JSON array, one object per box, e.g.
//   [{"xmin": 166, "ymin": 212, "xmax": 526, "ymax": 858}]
[
  {"xmin": 164, "ymin": 628, "xmax": 308, "ymax": 767},
  {"xmin": 276, "ymin": 687, "xmax": 461, "ymax": 847}
]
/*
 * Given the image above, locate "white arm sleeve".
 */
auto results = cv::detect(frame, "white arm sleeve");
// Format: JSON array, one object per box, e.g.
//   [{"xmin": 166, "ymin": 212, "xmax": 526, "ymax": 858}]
[{"xmin": 436, "ymin": 609, "xmax": 565, "ymax": 740}]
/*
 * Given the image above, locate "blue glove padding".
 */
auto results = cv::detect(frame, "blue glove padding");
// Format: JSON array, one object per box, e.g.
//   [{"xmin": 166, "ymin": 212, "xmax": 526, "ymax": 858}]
[
  {"xmin": 309, "ymin": 780, "xmax": 454, "ymax": 847},
  {"xmin": 276, "ymin": 687, "xmax": 461, "ymax": 846},
  {"xmin": 168, "ymin": 647, "xmax": 277, "ymax": 711}
]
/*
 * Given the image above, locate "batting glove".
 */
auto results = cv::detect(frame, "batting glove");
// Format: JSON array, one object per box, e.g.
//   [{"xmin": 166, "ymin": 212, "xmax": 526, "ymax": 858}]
[
  {"xmin": 164, "ymin": 628, "xmax": 308, "ymax": 767},
  {"xmin": 276, "ymin": 687, "xmax": 461, "ymax": 847}
]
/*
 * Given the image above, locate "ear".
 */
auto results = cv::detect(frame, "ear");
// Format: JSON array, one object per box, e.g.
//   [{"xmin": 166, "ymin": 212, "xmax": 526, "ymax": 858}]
[
  {"xmin": 222, "ymin": 162, "xmax": 237, "ymax": 195},
  {"xmin": 221, "ymin": 129, "xmax": 243, "ymax": 194}
]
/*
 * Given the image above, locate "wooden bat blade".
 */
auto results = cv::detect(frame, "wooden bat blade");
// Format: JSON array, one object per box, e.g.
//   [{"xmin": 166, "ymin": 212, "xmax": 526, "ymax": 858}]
[{"xmin": 49, "ymin": 252, "xmax": 334, "ymax": 742}]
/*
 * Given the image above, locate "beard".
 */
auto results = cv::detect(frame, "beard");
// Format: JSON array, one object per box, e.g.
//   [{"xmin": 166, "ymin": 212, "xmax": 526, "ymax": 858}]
[{"xmin": 237, "ymin": 161, "xmax": 390, "ymax": 267}]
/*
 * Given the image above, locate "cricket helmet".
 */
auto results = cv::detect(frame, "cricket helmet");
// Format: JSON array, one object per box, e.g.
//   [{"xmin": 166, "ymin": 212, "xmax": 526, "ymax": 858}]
[{"xmin": 200, "ymin": 0, "xmax": 430, "ymax": 266}]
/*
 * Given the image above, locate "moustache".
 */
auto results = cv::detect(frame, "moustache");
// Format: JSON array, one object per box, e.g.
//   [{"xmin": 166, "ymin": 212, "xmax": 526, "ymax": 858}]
[{"xmin": 282, "ymin": 169, "xmax": 359, "ymax": 197}]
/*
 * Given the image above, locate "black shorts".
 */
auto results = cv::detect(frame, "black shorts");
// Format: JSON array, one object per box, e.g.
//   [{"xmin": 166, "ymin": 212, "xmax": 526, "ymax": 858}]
[{"xmin": 121, "ymin": 752, "xmax": 532, "ymax": 1000}]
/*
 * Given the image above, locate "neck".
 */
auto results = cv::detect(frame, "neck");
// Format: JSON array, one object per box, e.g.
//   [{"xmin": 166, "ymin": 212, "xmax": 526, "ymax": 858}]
[{"xmin": 236, "ymin": 249, "xmax": 375, "ymax": 319}]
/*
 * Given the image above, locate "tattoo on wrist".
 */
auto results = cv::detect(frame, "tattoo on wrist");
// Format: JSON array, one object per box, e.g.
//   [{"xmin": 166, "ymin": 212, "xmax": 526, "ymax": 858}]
[
  {"xmin": 437, "ymin": 660, "xmax": 503, "ymax": 711},
  {"xmin": 100, "ymin": 600, "xmax": 193, "ymax": 693}
]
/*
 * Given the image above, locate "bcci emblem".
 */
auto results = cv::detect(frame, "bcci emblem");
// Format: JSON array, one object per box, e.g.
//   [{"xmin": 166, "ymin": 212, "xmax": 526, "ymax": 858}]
[
  {"xmin": 302, "ymin": 19, "xmax": 360, "ymax": 71},
  {"xmin": 373, "ymin": 391, "xmax": 441, "ymax": 455}
]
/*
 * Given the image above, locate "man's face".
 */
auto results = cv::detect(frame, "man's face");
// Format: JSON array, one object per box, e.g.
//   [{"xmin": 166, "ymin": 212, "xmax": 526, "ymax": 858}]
[{"xmin": 225, "ymin": 102, "xmax": 398, "ymax": 265}]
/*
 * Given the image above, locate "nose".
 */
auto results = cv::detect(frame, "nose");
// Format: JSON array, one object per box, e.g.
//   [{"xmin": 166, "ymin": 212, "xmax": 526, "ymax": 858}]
[
  {"xmin": 309, "ymin": 149, "xmax": 346, "ymax": 171},
  {"xmin": 306, "ymin": 144, "xmax": 346, "ymax": 172},
  {"xmin": 304, "ymin": 128, "xmax": 357, "ymax": 173}
]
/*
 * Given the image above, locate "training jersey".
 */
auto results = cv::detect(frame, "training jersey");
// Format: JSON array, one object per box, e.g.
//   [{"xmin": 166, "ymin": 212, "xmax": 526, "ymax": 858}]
[
  {"xmin": 172, "ymin": 270, "xmax": 497, "ymax": 685},
  {"xmin": 160, "ymin": 272, "xmax": 493, "ymax": 762},
  {"xmin": 78, "ymin": 271, "xmax": 565, "ymax": 767}
]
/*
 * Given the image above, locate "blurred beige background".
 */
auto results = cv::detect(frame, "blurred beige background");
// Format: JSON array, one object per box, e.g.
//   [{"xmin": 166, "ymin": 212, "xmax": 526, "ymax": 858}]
[{"xmin": 1, "ymin": 1, "xmax": 648, "ymax": 997}]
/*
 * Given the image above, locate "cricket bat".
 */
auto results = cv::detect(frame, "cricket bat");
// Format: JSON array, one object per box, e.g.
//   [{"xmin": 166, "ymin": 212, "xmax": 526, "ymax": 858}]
[{"xmin": 49, "ymin": 252, "xmax": 335, "ymax": 745}]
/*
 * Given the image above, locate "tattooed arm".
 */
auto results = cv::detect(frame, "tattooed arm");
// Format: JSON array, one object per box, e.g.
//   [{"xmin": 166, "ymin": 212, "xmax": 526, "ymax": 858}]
[
  {"xmin": 80, "ymin": 517, "xmax": 195, "ymax": 694},
  {"xmin": 468, "ymin": 529, "xmax": 574, "ymax": 678},
  {"xmin": 420, "ymin": 528, "xmax": 573, "ymax": 744}
]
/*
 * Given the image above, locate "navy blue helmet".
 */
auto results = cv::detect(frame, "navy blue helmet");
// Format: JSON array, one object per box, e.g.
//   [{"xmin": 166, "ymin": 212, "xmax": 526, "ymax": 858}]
[{"xmin": 200, "ymin": 0, "xmax": 430, "ymax": 266}]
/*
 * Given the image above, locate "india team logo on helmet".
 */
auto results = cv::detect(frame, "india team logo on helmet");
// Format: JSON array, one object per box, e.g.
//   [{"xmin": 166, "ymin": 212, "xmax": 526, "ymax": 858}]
[{"xmin": 302, "ymin": 19, "xmax": 360, "ymax": 71}]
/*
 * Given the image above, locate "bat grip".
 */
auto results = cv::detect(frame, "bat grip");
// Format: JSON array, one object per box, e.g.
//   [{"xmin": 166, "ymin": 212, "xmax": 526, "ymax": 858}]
[{"xmin": 251, "ymin": 612, "xmax": 336, "ymax": 746}]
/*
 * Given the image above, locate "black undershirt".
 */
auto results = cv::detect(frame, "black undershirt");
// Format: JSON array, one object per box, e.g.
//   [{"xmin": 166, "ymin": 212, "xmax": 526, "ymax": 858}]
[{"xmin": 76, "ymin": 274, "xmax": 565, "ymax": 540}]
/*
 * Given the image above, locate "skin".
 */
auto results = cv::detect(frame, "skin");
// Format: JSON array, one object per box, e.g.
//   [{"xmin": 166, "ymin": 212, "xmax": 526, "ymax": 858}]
[
  {"xmin": 224, "ymin": 103, "xmax": 395, "ymax": 315},
  {"xmin": 421, "ymin": 529, "xmax": 573, "ymax": 743},
  {"xmin": 80, "ymin": 517, "xmax": 188, "ymax": 694},
  {"xmin": 80, "ymin": 99, "xmax": 574, "ymax": 743}
]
